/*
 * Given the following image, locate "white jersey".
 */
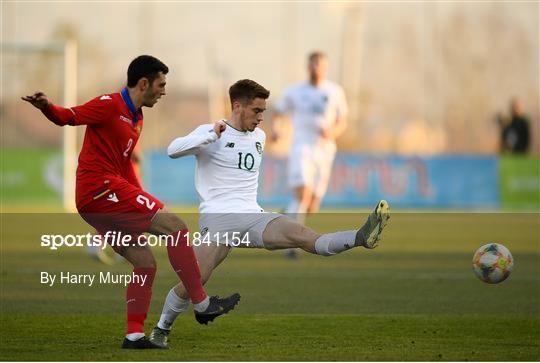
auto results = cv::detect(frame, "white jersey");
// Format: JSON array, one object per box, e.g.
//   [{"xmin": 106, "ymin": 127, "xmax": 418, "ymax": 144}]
[
  {"xmin": 274, "ymin": 80, "xmax": 348, "ymax": 150},
  {"xmin": 167, "ymin": 123, "xmax": 266, "ymax": 213}
]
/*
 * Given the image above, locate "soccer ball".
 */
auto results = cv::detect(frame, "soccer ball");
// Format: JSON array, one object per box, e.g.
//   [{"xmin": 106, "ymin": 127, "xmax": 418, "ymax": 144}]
[{"xmin": 472, "ymin": 243, "xmax": 514, "ymax": 284}]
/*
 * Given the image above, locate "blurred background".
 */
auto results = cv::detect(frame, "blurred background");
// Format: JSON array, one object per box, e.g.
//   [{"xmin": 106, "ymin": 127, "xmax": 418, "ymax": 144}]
[{"xmin": 2, "ymin": 1, "xmax": 539, "ymax": 210}]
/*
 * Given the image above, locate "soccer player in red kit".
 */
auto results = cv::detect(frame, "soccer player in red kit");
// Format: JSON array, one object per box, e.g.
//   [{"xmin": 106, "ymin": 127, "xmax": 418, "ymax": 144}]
[{"xmin": 22, "ymin": 55, "xmax": 240, "ymax": 349}]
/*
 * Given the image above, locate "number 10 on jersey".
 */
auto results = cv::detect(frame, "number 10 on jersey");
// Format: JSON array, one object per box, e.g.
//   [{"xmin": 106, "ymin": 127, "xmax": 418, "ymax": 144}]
[{"xmin": 237, "ymin": 152, "xmax": 254, "ymax": 171}]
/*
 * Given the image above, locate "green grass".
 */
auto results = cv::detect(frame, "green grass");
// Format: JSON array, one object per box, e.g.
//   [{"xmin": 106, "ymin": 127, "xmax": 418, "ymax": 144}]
[
  {"xmin": 1, "ymin": 211, "xmax": 539, "ymax": 361},
  {"xmin": 2, "ymin": 314, "xmax": 538, "ymax": 361}
]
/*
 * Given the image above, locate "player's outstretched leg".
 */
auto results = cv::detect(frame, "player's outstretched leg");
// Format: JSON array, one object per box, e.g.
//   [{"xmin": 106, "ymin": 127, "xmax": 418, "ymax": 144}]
[
  {"xmin": 355, "ymin": 200, "xmax": 390, "ymax": 249},
  {"xmin": 263, "ymin": 200, "xmax": 390, "ymax": 256}
]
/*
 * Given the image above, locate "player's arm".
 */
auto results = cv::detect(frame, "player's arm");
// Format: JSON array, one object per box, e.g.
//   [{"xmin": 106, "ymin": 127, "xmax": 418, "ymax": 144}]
[
  {"xmin": 21, "ymin": 91, "xmax": 75, "ymax": 126},
  {"xmin": 167, "ymin": 120, "xmax": 226, "ymax": 159},
  {"xmin": 22, "ymin": 91, "xmax": 111, "ymax": 126},
  {"xmin": 321, "ymin": 87, "xmax": 349, "ymax": 140},
  {"xmin": 323, "ymin": 114, "xmax": 348, "ymax": 140},
  {"xmin": 335, "ymin": 88, "xmax": 349, "ymax": 138}
]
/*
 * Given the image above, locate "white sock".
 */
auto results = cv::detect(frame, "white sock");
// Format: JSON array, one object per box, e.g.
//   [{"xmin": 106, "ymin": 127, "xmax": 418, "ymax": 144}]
[
  {"xmin": 314, "ymin": 231, "xmax": 357, "ymax": 256},
  {"xmin": 193, "ymin": 296, "xmax": 210, "ymax": 313},
  {"xmin": 157, "ymin": 288, "xmax": 191, "ymax": 330},
  {"xmin": 125, "ymin": 332, "xmax": 145, "ymax": 341}
]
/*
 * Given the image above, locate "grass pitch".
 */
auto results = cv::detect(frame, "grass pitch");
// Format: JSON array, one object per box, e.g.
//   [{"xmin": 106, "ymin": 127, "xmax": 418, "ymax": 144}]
[{"xmin": 1, "ymin": 209, "xmax": 539, "ymax": 361}]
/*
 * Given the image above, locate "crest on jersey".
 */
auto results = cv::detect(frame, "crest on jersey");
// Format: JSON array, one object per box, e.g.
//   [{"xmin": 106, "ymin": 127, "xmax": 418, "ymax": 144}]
[
  {"xmin": 136, "ymin": 125, "xmax": 142, "ymax": 135},
  {"xmin": 255, "ymin": 142, "xmax": 263, "ymax": 155},
  {"xmin": 200, "ymin": 227, "xmax": 209, "ymax": 236}
]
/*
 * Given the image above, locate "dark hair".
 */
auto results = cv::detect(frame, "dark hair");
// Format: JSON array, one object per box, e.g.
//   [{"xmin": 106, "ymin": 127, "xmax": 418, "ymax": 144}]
[
  {"xmin": 229, "ymin": 79, "xmax": 270, "ymax": 106},
  {"xmin": 308, "ymin": 51, "xmax": 327, "ymax": 63},
  {"xmin": 127, "ymin": 55, "xmax": 169, "ymax": 87}
]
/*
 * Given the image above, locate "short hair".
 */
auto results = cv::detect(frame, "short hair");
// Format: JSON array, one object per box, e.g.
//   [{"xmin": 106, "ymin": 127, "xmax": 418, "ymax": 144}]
[
  {"xmin": 229, "ymin": 79, "xmax": 270, "ymax": 106},
  {"xmin": 127, "ymin": 55, "xmax": 169, "ymax": 88},
  {"xmin": 308, "ymin": 51, "xmax": 327, "ymax": 63}
]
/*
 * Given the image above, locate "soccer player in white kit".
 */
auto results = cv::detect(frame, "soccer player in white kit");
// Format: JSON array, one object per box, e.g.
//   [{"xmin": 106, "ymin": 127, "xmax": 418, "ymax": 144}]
[
  {"xmin": 149, "ymin": 79, "xmax": 389, "ymax": 348},
  {"xmin": 272, "ymin": 52, "xmax": 348, "ymax": 258},
  {"xmin": 273, "ymin": 52, "xmax": 348, "ymax": 216}
]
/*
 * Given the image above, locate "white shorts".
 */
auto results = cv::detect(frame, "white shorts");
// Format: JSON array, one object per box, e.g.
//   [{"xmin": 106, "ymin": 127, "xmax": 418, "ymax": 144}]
[
  {"xmin": 287, "ymin": 144, "xmax": 336, "ymax": 197},
  {"xmin": 198, "ymin": 212, "xmax": 282, "ymax": 249}
]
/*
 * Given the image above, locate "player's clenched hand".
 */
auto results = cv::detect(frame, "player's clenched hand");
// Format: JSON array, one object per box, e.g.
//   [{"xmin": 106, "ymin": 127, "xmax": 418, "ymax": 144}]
[
  {"xmin": 214, "ymin": 120, "xmax": 227, "ymax": 138},
  {"xmin": 21, "ymin": 91, "xmax": 50, "ymax": 110}
]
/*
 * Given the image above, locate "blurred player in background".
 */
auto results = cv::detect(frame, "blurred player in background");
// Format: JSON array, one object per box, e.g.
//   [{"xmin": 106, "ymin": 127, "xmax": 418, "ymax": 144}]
[
  {"xmin": 22, "ymin": 55, "xmax": 240, "ymax": 349},
  {"xmin": 148, "ymin": 79, "xmax": 389, "ymax": 348},
  {"xmin": 271, "ymin": 51, "xmax": 348, "ymax": 258}
]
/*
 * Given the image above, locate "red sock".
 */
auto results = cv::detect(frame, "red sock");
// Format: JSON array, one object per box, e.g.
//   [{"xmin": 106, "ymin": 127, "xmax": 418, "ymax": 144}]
[
  {"xmin": 126, "ymin": 267, "xmax": 156, "ymax": 334},
  {"xmin": 166, "ymin": 229, "xmax": 207, "ymax": 304}
]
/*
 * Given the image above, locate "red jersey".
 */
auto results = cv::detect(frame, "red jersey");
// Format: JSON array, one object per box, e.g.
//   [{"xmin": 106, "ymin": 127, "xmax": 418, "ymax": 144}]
[{"xmin": 43, "ymin": 90, "xmax": 144, "ymax": 209}]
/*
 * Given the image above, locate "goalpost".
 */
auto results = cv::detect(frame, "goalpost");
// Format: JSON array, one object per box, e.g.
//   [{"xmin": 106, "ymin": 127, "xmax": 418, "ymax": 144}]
[{"xmin": 2, "ymin": 40, "xmax": 78, "ymax": 211}]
